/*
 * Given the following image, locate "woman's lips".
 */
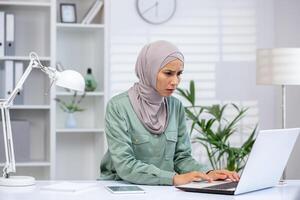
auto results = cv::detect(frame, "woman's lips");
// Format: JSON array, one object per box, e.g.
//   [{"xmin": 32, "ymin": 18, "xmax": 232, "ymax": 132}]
[{"xmin": 166, "ymin": 89, "xmax": 175, "ymax": 93}]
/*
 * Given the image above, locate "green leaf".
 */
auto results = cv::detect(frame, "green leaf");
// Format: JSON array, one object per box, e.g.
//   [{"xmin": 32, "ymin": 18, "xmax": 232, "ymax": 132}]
[
  {"xmin": 241, "ymin": 125, "xmax": 257, "ymax": 152},
  {"xmin": 189, "ymin": 80, "xmax": 195, "ymax": 106}
]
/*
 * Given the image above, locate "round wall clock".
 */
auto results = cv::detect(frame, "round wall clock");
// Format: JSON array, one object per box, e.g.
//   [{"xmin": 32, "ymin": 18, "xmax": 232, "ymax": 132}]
[{"xmin": 136, "ymin": 0, "xmax": 177, "ymax": 25}]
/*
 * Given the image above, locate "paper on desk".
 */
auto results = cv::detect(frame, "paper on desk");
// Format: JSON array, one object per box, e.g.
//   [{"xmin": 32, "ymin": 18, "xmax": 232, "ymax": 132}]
[{"xmin": 41, "ymin": 182, "xmax": 97, "ymax": 192}]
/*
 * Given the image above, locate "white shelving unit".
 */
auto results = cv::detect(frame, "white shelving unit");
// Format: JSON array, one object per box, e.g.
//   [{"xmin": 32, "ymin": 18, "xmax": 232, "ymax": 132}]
[
  {"xmin": 54, "ymin": 0, "xmax": 107, "ymax": 180},
  {"xmin": 0, "ymin": 0, "xmax": 52, "ymax": 180},
  {"xmin": 0, "ymin": 0, "xmax": 107, "ymax": 180}
]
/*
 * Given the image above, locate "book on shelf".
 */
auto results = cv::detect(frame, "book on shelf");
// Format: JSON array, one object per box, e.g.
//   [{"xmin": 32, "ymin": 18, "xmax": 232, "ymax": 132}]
[
  {"xmin": 14, "ymin": 61, "xmax": 24, "ymax": 105},
  {"xmin": 0, "ymin": 11, "xmax": 4, "ymax": 57},
  {"xmin": 81, "ymin": 0, "xmax": 103, "ymax": 24},
  {"xmin": 4, "ymin": 60, "xmax": 14, "ymax": 100},
  {"xmin": 5, "ymin": 13, "xmax": 15, "ymax": 56},
  {"xmin": 0, "ymin": 61, "xmax": 24, "ymax": 104},
  {"xmin": 0, "ymin": 11, "xmax": 15, "ymax": 56}
]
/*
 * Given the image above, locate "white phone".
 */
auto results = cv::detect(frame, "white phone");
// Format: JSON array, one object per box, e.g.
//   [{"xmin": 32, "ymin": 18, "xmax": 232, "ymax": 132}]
[{"xmin": 105, "ymin": 185, "xmax": 145, "ymax": 194}]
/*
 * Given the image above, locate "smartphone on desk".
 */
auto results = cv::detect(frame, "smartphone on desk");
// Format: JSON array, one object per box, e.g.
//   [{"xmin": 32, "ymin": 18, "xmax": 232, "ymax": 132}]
[{"xmin": 105, "ymin": 185, "xmax": 145, "ymax": 194}]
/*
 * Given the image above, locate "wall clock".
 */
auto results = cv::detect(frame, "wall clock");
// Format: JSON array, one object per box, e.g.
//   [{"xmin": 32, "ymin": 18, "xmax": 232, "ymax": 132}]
[{"xmin": 136, "ymin": 0, "xmax": 177, "ymax": 25}]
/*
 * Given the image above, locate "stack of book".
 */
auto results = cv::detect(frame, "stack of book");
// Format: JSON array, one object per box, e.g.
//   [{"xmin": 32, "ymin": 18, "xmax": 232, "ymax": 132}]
[
  {"xmin": 0, "ymin": 60, "xmax": 24, "ymax": 104},
  {"xmin": 0, "ymin": 11, "xmax": 23, "ymax": 104},
  {"xmin": 81, "ymin": 0, "xmax": 103, "ymax": 24}
]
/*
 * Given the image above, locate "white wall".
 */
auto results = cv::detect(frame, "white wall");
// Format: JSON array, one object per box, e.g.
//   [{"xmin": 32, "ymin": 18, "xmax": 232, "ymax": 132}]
[
  {"xmin": 108, "ymin": 0, "xmax": 300, "ymax": 177},
  {"xmin": 274, "ymin": 0, "xmax": 300, "ymax": 179}
]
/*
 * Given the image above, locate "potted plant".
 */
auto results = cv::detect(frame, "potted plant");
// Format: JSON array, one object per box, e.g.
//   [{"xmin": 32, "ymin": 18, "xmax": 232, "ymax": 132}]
[
  {"xmin": 54, "ymin": 91, "xmax": 86, "ymax": 128},
  {"xmin": 177, "ymin": 80, "xmax": 257, "ymax": 172}
]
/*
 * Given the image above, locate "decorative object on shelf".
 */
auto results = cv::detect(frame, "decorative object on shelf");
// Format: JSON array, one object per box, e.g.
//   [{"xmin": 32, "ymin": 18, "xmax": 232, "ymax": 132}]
[
  {"xmin": 55, "ymin": 92, "xmax": 85, "ymax": 113},
  {"xmin": 54, "ymin": 92, "xmax": 86, "ymax": 128},
  {"xmin": 55, "ymin": 92, "xmax": 86, "ymax": 128},
  {"xmin": 84, "ymin": 68, "xmax": 97, "ymax": 91},
  {"xmin": 0, "ymin": 52, "xmax": 85, "ymax": 187},
  {"xmin": 81, "ymin": 0, "xmax": 103, "ymax": 24},
  {"xmin": 177, "ymin": 80, "xmax": 257, "ymax": 172},
  {"xmin": 256, "ymin": 48, "xmax": 300, "ymax": 179},
  {"xmin": 60, "ymin": 3, "xmax": 77, "ymax": 23},
  {"xmin": 65, "ymin": 112, "xmax": 77, "ymax": 129},
  {"xmin": 136, "ymin": 0, "xmax": 176, "ymax": 24}
]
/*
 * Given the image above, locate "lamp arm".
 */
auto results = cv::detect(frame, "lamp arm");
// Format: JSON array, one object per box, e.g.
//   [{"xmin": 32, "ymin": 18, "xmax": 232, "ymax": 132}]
[
  {"xmin": 1, "ymin": 106, "xmax": 15, "ymax": 178},
  {"xmin": 1, "ymin": 52, "xmax": 56, "ymax": 178}
]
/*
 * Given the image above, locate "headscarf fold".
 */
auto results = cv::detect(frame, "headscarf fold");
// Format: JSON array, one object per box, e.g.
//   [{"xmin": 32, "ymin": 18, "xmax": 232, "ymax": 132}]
[{"xmin": 128, "ymin": 40, "xmax": 184, "ymax": 134}]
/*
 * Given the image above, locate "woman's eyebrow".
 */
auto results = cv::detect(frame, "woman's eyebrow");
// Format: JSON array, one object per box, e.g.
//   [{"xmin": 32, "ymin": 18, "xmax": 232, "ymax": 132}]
[{"xmin": 162, "ymin": 68, "xmax": 183, "ymax": 73}]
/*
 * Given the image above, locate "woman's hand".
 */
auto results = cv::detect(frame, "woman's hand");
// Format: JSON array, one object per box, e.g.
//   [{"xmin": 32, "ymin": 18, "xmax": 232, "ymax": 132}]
[
  {"xmin": 173, "ymin": 170, "xmax": 240, "ymax": 186},
  {"xmin": 173, "ymin": 171, "xmax": 213, "ymax": 186},
  {"xmin": 207, "ymin": 169, "xmax": 240, "ymax": 182}
]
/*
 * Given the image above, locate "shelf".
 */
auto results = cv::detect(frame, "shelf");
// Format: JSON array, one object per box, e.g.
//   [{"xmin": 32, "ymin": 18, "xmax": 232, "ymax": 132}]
[
  {"xmin": 10, "ymin": 105, "xmax": 51, "ymax": 110},
  {"xmin": 56, "ymin": 91, "xmax": 104, "ymax": 96},
  {"xmin": 0, "ymin": 0, "xmax": 107, "ymax": 180},
  {"xmin": 56, "ymin": 128, "xmax": 104, "ymax": 133},
  {"xmin": 56, "ymin": 23, "xmax": 104, "ymax": 30},
  {"xmin": 0, "ymin": 56, "xmax": 51, "ymax": 61},
  {"xmin": 0, "ymin": 1, "xmax": 51, "ymax": 7},
  {"xmin": 0, "ymin": 162, "xmax": 51, "ymax": 167}
]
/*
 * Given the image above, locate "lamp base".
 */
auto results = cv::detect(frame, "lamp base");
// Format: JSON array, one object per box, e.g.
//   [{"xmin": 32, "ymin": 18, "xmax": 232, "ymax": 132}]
[{"xmin": 0, "ymin": 176, "xmax": 35, "ymax": 186}]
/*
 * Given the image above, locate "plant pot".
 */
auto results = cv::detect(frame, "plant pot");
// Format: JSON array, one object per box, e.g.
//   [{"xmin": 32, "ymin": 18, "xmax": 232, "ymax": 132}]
[{"xmin": 65, "ymin": 112, "xmax": 77, "ymax": 128}]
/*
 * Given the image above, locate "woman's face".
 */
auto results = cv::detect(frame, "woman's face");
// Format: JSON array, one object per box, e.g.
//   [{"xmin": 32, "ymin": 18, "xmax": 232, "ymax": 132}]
[{"xmin": 156, "ymin": 59, "xmax": 184, "ymax": 97}]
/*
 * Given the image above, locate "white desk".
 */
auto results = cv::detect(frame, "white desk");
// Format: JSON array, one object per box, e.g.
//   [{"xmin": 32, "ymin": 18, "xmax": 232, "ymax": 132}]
[{"xmin": 0, "ymin": 180, "xmax": 300, "ymax": 200}]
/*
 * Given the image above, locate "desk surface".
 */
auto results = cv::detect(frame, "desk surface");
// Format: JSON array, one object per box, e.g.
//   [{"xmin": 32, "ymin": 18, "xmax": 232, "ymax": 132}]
[{"xmin": 0, "ymin": 180, "xmax": 300, "ymax": 200}]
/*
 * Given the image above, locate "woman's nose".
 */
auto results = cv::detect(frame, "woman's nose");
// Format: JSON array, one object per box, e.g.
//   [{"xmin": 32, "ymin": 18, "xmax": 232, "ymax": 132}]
[{"xmin": 171, "ymin": 77, "xmax": 179, "ymax": 86}]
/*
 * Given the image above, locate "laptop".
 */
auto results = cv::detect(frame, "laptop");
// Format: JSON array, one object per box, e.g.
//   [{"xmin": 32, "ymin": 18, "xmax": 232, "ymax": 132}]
[{"xmin": 176, "ymin": 128, "xmax": 300, "ymax": 195}]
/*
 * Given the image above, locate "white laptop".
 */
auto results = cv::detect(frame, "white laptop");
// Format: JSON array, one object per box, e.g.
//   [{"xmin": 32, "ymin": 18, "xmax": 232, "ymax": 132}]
[{"xmin": 176, "ymin": 128, "xmax": 300, "ymax": 195}]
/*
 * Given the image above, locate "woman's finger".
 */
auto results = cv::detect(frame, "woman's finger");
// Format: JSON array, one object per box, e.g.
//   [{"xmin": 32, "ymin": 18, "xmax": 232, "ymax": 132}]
[
  {"xmin": 219, "ymin": 170, "xmax": 240, "ymax": 181},
  {"xmin": 213, "ymin": 173, "xmax": 227, "ymax": 180},
  {"xmin": 232, "ymin": 172, "xmax": 240, "ymax": 181},
  {"xmin": 227, "ymin": 173, "xmax": 236, "ymax": 181},
  {"xmin": 220, "ymin": 171, "xmax": 235, "ymax": 181},
  {"xmin": 193, "ymin": 172, "xmax": 213, "ymax": 182}
]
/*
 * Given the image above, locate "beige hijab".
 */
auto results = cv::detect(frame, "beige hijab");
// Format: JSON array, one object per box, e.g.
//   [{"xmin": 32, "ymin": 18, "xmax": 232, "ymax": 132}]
[{"xmin": 128, "ymin": 40, "xmax": 184, "ymax": 134}]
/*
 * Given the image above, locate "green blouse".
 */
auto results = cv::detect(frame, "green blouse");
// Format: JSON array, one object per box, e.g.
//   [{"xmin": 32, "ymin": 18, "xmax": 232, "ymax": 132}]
[{"xmin": 100, "ymin": 92, "xmax": 207, "ymax": 185}]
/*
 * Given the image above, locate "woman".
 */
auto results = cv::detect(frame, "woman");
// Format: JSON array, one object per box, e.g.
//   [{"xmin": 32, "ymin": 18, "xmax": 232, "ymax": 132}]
[{"xmin": 100, "ymin": 40, "xmax": 239, "ymax": 185}]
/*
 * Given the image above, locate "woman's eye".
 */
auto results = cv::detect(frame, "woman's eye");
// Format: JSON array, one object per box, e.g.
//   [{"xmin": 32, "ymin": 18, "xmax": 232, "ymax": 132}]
[
  {"xmin": 164, "ymin": 72, "xmax": 172, "ymax": 76},
  {"xmin": 177, "ymin": 72, "xmax": 183, "ymax": 76}
]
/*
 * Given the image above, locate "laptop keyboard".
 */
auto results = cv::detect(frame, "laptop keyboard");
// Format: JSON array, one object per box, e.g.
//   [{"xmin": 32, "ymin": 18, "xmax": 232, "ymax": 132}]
[{"xmin": 204, "ymin": 181, "xmax": 239, "ymax": 190}]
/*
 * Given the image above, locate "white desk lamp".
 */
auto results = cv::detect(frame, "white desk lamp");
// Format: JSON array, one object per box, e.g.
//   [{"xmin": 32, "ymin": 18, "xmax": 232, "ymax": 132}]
[
  {"xmin": 0, "ymin": 52, "xmax": 85, "ymax": 186},
  {"xmin": 256, "ymin": 48, "xmax": 300, "ymax": 179}
]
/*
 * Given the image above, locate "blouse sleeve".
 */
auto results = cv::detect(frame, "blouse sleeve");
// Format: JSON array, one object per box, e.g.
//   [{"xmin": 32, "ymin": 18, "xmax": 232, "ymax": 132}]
[
  {"xmin": 105, "ymin": 100, "xmax": 176, "ymax": 185},
  {"xmin": 173, "ymin": 101, "xmax": 209, "ymax": 174}
]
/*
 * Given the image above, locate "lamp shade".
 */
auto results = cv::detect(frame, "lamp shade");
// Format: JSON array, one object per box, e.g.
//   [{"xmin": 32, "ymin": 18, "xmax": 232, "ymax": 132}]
[
  {"xmin": 257, "ymin": 48, "xmax": 300, "ymax": 85},
  {"xmin": 55, "ymin": 70, "xmax": 85, "ymax": 92}
]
